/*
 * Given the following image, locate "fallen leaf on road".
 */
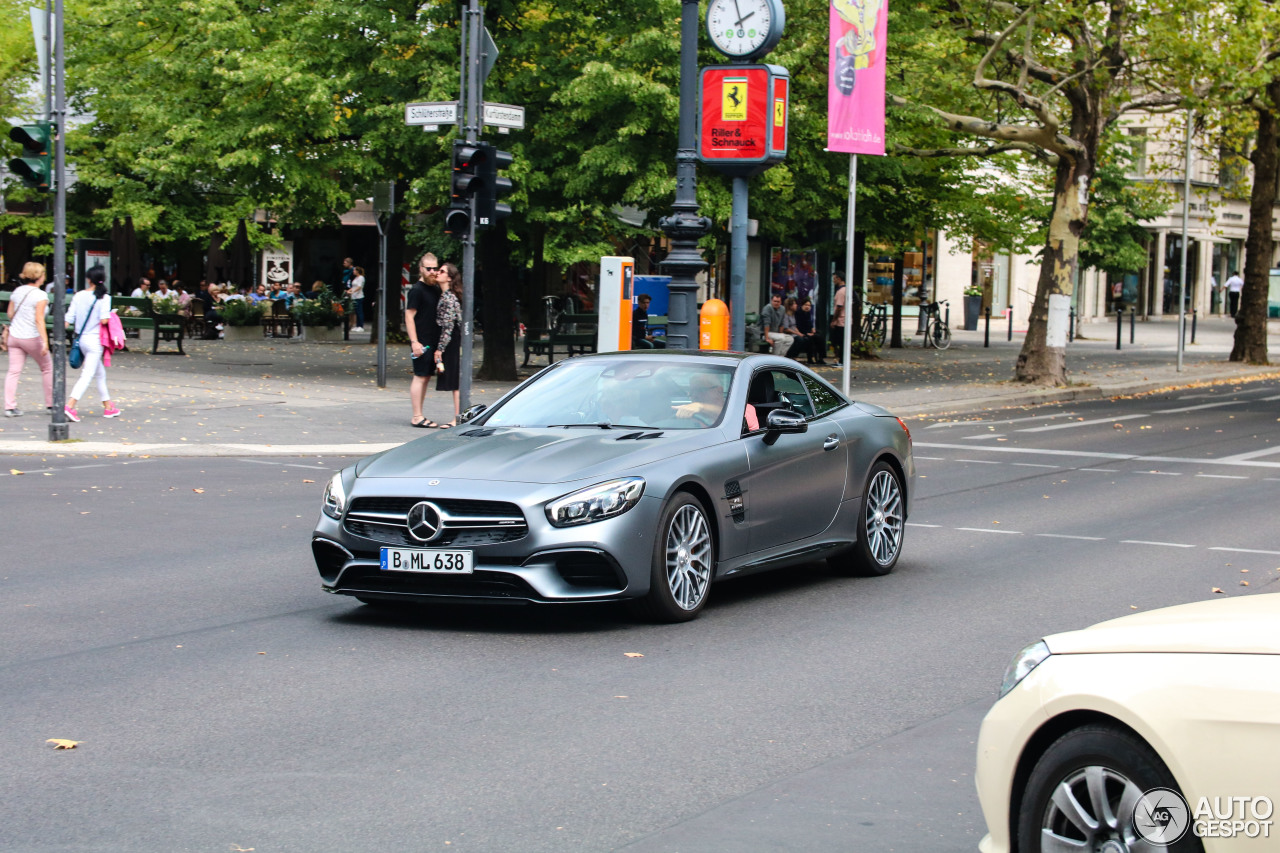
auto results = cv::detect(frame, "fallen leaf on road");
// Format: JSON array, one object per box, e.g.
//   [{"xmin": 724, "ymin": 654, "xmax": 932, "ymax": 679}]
[
  {"xmin": 302, "ymin": 479, "xmax": 315, "ymax": 484},
  {"xmin": 47, "ymin": 739, "xmax": 80, "ymax": 749},
  {"xmin": 623, "ymin": 653, "xmax": 644, "ymax": 658},
  {"xmin": 9, "ymin": 469, "xmax": 23, "ymax": 475},
  {"xmin": 1113, "ymin": 423, "xmax": 1123, "ymax": 429},
  {"xmin": 1211, "ymin": 587, "xmax": 1224, "ymax": 594},
  {"xmin": 1130, "ymin": 605, "xmax": 1138, "ymax": 610},
  {"xmin": 193, "ymin": 488, "xmax": 205, "ymax": 493},
  {"xmin": 1241, "ymin": 581, "xmax": 1250, "ymax": 586}
]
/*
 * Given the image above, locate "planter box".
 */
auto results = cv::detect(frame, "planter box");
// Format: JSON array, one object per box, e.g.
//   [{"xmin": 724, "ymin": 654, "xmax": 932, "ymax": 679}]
[
  {"xmin": 303, "ymin": 325, "xmax": 344, "ymax": 342},
  {"xmin": 962, "ymin": 295, "xmax": 983, "ymax": 331},
  {"xmin": 222, "ymin": 324, "xmax": 265, "ymax": 342}
]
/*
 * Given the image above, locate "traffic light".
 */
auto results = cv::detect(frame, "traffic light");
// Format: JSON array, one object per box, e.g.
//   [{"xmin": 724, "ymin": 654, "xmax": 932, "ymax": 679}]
[
  {"xmin": 475, "ymin": 144, "xmax": 514, "ymax": 229},
  {"xmin": 8, "ymin": 121, "xmax": 54, "ymax": 192},
  {"xmin": 444, "ymin": 140, "xmax": 482, "ymax": 235},
  {"xmin": 444, "ymin": 202, "xmax": 470, "ymax": 236}
]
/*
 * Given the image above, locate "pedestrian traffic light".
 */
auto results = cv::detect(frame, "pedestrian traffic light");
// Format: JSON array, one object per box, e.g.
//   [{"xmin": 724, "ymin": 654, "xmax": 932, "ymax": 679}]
[
  {"xmin": 451, "ymin": 140, "xmax": 483, "ymax": 203},
  {"xmin": 475, "ymin": 145, "xmax": 514, "ymax": 229},
  {"xmin": 8, "ymin": 121, "xmax": 54, "ymax": 192},
  {"xmin": 444, "ymin": 201, "xmax": 470, "ymax": 236}
]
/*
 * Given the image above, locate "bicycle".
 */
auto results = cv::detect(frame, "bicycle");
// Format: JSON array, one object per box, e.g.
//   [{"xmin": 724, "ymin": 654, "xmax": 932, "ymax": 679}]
[
  {"xmin": 859, "ymin": 302, "xmax": 888, "ymax": 347},
  {"xmin": 921, "ymin": 300, "xmax": 952, "ymax": 350}
]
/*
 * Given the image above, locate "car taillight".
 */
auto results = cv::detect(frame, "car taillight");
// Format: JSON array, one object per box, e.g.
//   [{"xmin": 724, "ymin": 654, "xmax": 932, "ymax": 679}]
[{"xmin": 896, "ymin": 417, "xmax": 911, "ymax": 443}]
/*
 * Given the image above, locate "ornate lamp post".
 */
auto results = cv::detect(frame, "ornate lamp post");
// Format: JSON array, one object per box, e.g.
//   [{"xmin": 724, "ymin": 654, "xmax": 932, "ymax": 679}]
[{"xmin": 659, "ymin": 0, "xmax": 711, "ymax": 350}]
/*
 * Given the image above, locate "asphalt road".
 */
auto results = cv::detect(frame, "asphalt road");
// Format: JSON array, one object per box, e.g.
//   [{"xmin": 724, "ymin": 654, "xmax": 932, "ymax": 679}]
[{"xmin": 2, "ymin": 378, "xmax": 1278, "ymax": 853}]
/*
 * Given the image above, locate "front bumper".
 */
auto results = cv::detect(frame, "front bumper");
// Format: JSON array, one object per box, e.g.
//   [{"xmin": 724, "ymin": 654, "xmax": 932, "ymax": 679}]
[{"xmin": 312, "ymin": 476, "xmax": 663, "ymax": 604}]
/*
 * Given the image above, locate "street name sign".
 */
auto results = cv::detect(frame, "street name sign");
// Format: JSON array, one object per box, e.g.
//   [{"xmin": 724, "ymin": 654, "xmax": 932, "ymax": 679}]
[
  {"xmin": 482, "ymin": 103, "xmax": 525, "ymax": 130},
  {"xmin": 405, "ymin": 101, "xmax": 459, "ymax": 127}
]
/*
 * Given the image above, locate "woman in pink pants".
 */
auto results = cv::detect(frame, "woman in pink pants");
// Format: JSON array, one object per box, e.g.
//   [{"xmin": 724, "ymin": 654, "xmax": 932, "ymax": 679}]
[{"xmin": 4, "ymin": 262, "xmax": 53, "ymax": 418}]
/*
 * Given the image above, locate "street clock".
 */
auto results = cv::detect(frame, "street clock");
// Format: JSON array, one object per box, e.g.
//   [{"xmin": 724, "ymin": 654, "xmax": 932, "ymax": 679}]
[{"xmin": 706, "ymin": 0, "xmax": 785, "ymax": 61}]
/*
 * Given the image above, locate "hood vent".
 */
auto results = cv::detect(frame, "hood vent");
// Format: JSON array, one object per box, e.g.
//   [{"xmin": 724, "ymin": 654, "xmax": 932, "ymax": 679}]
[
  {"xmin": 615, "ymin": 431, "xmax": 664, "ymax": 441},
  {"xmin": 457, "ymin": 428, "xmax": 498, "ymax": 437}
]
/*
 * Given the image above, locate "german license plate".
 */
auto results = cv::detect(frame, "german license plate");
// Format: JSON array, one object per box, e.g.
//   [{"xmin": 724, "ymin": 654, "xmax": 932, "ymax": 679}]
[{"xmin": 380, "ymin": 548, "xmax": 474, "ymax": 574}]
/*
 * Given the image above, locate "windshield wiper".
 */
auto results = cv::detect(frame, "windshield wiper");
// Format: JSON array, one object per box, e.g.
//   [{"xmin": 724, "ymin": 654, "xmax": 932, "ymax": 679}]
[{"xmin": 546, "ymin": 422, "xmax": 650, "ymax": 430}]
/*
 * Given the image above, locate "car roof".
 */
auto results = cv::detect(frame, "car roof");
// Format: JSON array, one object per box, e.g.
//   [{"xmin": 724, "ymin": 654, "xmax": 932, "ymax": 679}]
[{"xmin": 571, "ymin": 349, "xmax": 786, "ymax": 368}]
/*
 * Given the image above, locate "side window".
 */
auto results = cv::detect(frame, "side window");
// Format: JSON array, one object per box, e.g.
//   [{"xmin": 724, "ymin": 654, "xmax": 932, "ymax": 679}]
[
  {"xmin": 772, "ymin": 371, "xmax": 815, "ymax": 418},
  {"xmin": 801, "ymin": 374, "xmax": 846, "ymax": 417}
]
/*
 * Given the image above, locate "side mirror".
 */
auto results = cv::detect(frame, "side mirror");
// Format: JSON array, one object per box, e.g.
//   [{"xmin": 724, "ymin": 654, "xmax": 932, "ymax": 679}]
[
  {"xmin": 762, "ymin": 408, "xmax": 807, "ymax": 445},
  {"xmin": 460, "ymin": 404, "xmax": 488, "ymax": 424}
]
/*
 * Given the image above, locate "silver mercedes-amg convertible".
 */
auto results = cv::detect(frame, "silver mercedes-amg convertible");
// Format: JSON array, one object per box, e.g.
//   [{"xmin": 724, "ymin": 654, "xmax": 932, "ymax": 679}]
[{"xmin": 312, "ymin": 351, "xmax": 913, "ymax": 622}]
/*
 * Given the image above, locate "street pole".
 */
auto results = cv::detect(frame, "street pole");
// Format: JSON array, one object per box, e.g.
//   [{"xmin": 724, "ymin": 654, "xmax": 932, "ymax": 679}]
[
  {"xmin": 48, "ymin": 0, "xmax": 68, "ymax": 441},
  {"xmin": 660, "ymin": 0, "xmax": 710, "ymax": 349},
  {"xmin": 458, "ymin": 0, "xmax": 482, "ymax": 411},
  {"xmin": 374, "ymin": 190, "xmax": 391, "ymax": 389},
  {"xmin": 729, "ymin": 177, "xmax": 747, "ymax": 351},
  {"xmin": 1176, "ymin": 109, "xmax": 1192, "ymax": 373},
  {"xmin": 841, "ymin": 155, "xmax": 857, "ymax": 398}
]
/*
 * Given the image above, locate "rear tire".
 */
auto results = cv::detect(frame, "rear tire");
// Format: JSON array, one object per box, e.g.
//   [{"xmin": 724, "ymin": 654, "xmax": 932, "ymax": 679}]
[
  {"xmin": 1016, "ymin": 724, "xmax": 1202, "ymax": 853},
  {"xmin": 928, "ymin": 319, "xmax": 952, "ymax": 350},
  {"xmin": 630, "ymin": 493, "xmax": 714, "ymax": 623},
  {"xmin": 829, "ymin": 461, "xmax": 904, "ymax": 577}
]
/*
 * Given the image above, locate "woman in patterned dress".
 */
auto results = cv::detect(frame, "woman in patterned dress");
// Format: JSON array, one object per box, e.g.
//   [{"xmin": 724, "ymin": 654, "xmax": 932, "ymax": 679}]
[{"xmin": 433, "ymin": 263, "xmax": 462, "ymax": 427}]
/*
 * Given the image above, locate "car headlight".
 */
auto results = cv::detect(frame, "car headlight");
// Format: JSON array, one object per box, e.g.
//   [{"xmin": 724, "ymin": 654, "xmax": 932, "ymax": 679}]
[
  {"xmin": 999, "ymin": 640, "xmax": 1050, "ymax": 698},
  {"xmin": 546, "ymin": 477, "xmax": 645, "ymax": 527},
  {"xmin": 322, "ymin": 472, "xmax": 348, "ymax": 519}
]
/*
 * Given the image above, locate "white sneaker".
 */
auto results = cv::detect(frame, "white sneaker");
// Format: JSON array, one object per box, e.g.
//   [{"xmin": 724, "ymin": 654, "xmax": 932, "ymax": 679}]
[
  {"xmin": 354, "ymin": 327, "xmax": 365, "ymax": 332},
  {"xmin": 3, "ymin": 408, "xmax": 21, "ymax": 418}
]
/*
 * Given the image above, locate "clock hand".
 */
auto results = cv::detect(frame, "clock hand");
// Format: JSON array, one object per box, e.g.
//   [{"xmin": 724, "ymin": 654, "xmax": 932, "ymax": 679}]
[
  {"xmin": 731, "ymin": 0, "xmax": 745, "ymax": 27},
  {"xmin": 734, "ymin": 10, "xmax": 756, "ymax": 28}
]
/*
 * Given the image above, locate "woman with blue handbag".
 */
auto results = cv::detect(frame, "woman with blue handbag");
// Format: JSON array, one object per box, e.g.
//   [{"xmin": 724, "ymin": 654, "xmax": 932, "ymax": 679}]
[{"xmin": 64, "ymin": 269, "xmax": 121, "ymax": 422}]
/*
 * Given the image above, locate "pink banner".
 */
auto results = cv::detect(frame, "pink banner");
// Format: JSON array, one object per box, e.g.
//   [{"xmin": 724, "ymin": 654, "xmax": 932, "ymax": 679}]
[{"xmin": 827, "ymin": 0, "xmax": 887, "ymax": 155}]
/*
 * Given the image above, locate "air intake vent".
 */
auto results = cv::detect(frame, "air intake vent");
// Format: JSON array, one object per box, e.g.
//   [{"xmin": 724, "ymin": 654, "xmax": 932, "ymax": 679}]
[{"xmin": 458, "ymin": 428, "xmax": 498, "ymax": 437}]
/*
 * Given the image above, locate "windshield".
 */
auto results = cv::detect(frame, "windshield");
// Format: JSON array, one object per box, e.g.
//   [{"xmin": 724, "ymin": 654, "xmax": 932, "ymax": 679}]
[{"xmin": 481, "ymin": 359, "xmax": 735, "ymax": 430}]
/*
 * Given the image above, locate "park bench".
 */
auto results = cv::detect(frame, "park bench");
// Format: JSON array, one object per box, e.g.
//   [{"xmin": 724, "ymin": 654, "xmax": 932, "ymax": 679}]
[
  {"xmin": 522, "ymin": 312, "xmax": 598, "ymax": 366},
  {"xmin": 0, "ymin": 289, "xmax": 71, "ymax": 345},
  {"xmin": 112, "ymin": 296, "xmax": 186, "ymax": 354}
]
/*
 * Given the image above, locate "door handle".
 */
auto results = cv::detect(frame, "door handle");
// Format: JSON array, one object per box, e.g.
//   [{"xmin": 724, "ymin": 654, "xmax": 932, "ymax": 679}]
[{"xmin": 823, "ymin": 435, "xmax": 839, "ymax": 451}]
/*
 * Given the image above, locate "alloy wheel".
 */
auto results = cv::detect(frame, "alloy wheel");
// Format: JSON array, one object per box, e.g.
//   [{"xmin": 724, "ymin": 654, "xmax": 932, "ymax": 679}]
[
  {"xmin": 665, "ymin": 504, "xmax": 712, "ymax": 611},
  {"xmin": 1041, "ymin": 766, "xmax": 1150, "ymax": 851},
  {"xmin": 864, "ymin": 469, "xmax": 903, "ymax": 566}
]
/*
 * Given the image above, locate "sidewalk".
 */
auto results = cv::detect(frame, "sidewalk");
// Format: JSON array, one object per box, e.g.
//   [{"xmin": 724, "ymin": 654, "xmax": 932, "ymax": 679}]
[{"xmin": 0, "ymin": 315, "xmax": 1275, "ymax": 457}]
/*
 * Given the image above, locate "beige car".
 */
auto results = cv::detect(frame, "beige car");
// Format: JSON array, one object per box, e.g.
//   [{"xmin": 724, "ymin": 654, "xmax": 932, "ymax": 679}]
[{"xmin": 976, "ymin": 593, "xmax": 1280, "ymax": 852}]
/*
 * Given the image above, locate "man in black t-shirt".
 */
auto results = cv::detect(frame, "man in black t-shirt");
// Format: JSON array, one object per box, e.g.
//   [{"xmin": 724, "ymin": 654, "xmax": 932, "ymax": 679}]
[{"xmin": 405, "ymin": 254, "xmax": 443, "ymax": 428}]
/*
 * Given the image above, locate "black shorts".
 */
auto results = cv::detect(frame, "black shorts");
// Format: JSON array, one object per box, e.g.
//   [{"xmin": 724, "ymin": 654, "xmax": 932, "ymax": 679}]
[{"xmin": 411, "ymin": 349, "xmax": 434, "ymax": 377}]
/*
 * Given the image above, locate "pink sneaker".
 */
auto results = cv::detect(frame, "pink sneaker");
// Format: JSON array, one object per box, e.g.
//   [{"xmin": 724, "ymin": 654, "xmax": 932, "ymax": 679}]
[
  {"xmin": 103, "ymin": 406, "xmax": 122, "ymax": 418},
  {"xmin": 64, "ymin": 406, "xmax": 80, "ymax": 422}
]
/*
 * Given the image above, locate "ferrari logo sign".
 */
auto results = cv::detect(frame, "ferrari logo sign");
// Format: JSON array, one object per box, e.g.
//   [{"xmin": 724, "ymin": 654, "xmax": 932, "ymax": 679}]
[
  {"xmin": 722, "ymin": 77, "xmax": 748, "ymax": 121},
  {"xmin": 698, "ymin": 64, "xmax": 790, "ymax": 176}
]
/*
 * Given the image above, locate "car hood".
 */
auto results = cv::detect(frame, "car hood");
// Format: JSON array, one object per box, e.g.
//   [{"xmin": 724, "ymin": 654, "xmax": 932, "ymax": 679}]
[
  {"xmin": 1045, "ymin": 593, "xmax": 1280, "ymax": 656},
  {"xmin": 355, "ymin": 427, "xmax": 717, "ymax": 485}
]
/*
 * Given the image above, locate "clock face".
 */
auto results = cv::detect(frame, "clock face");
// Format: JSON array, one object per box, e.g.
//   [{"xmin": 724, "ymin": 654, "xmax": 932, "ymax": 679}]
[{"xmin": 706, "ymin": 0, "xmax": 782, "ymax": 59}]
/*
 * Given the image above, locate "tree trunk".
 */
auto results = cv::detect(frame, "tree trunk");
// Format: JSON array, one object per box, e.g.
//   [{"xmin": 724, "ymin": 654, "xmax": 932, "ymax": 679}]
[
  {"xmin": 1230, "ymin": 79, "xmax": 1278, "ymax": 365},
  {"xmin": 477, "ymin": 221, "xmax": 518, "ymax": 381},
  {"xmin": 1015, "ymin": 156, "xmax": 1089, "ymax": 385}
]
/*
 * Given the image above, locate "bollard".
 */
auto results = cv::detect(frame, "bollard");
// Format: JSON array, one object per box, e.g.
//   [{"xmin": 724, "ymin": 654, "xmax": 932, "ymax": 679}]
[
  {"xmin": 1129, "ymin": 307, "xmax": 1135, "ymax": 344},
  {"xmin": 1007, "ymin": 305, "xmax": 1013, "ymax": 341},
  {"xmin": 1116, "ymin": 307, "xmax": 1123, "ymax": 350},
  {"xmin": 983, "ymin": 306, "xmax": 991, "ymax": 347},
  {"xmin": 699, "ymin": 298, "xmax": 729, "ymax": 350},
  {"xmin": 1191, "ymin": 309, "xmax": 1197, "ymax": 344},
  {"xmin": 1068, "ymin": 308, "xmax": 1075, "ymax": 343}
]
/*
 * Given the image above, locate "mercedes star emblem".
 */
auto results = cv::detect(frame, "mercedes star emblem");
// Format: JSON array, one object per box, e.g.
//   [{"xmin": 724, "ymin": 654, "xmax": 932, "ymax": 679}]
[{"xmin": 406, "ymin": 501, "xmax": 444, "ymax": 543}]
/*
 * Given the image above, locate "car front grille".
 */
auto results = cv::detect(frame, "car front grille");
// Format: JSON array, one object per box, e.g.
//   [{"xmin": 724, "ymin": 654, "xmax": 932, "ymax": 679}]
[{"xmin": 343, "ymin": 497, "xmax": 528, "ymax": 547}]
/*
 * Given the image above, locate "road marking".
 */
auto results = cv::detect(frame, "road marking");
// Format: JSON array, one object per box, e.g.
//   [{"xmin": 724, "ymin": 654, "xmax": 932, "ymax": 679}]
[
  {"xmin": 1154, "ymin": 400, "xmax": 1253, "ymax": 414},
  {"xmin": 1195, "ymin": 473, "xmax": 1248, "ymax": 480},
  {"xmin": 1036, "ymin": 533, "xmax": 1106, "ymax": 541},
  {"xmin": 1217, "ymin": 445, "xmax": 1280, "ymax": 463},
  {"xmin": 961, "ymin": 434, "xmax": 1006, "ymax": 440},
  {"xmin": 912, "ymin": 455, "xmax": 944, "ymax": 460},
  {"xmin": 1121, "ymin": 540, "xmax": 1195, "ymax": 548},
  {"xmin": 956, "ymin": 527, "xmax": 1022, "ymax": 535},
  {"xmin": 1208, "ymin": 547, "xmax": 1280, "ymax": 556},
  {"xmin": 913, "ymin": 442, "xmax": 1280, "ymax": 470},
  {"xmin": 1010, "ymin": 462, "xmax": 1061, "ymax": 469},
  {"xmin": 238, "ymin": 459, "xmax": 334, "ymax": 471},
  {"xmin": 1019, "ymin": 414, "xmax": 1148, "ymax": 432},
  {"xmin": 1135, "ymin": 470, "xmax": 1180, "ymax": 476},
  {"xmin": 906, "ymin": 522, "xmax": 941, "ymax": 528},
  {"xmin": 1080, "ymin": 468, "xmax": 1118, "ymax": 473},
  {"xmin": 924, "ymin": 412, "xmax": 1077, "ymax": 429},
  {"xmin": 956, "ymin": 458, "xmax": 1003, "ymax": 464},
  {"xmin": 1176, "ymin": 388, "xmax": 1272, "ymax": 400}
]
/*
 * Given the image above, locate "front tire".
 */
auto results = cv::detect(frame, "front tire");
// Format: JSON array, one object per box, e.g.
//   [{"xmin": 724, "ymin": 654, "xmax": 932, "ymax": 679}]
[
  {"xmin": 631, "ymin": 493, "xmax": 714, "ymax": 623},
  {"xmin": 1017, "ymin": 724, "xmax": 1202, "ymax": 853},
  {"xmin": 829, "ymin": 460, "xmax": 904, "ymax": 577}
]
